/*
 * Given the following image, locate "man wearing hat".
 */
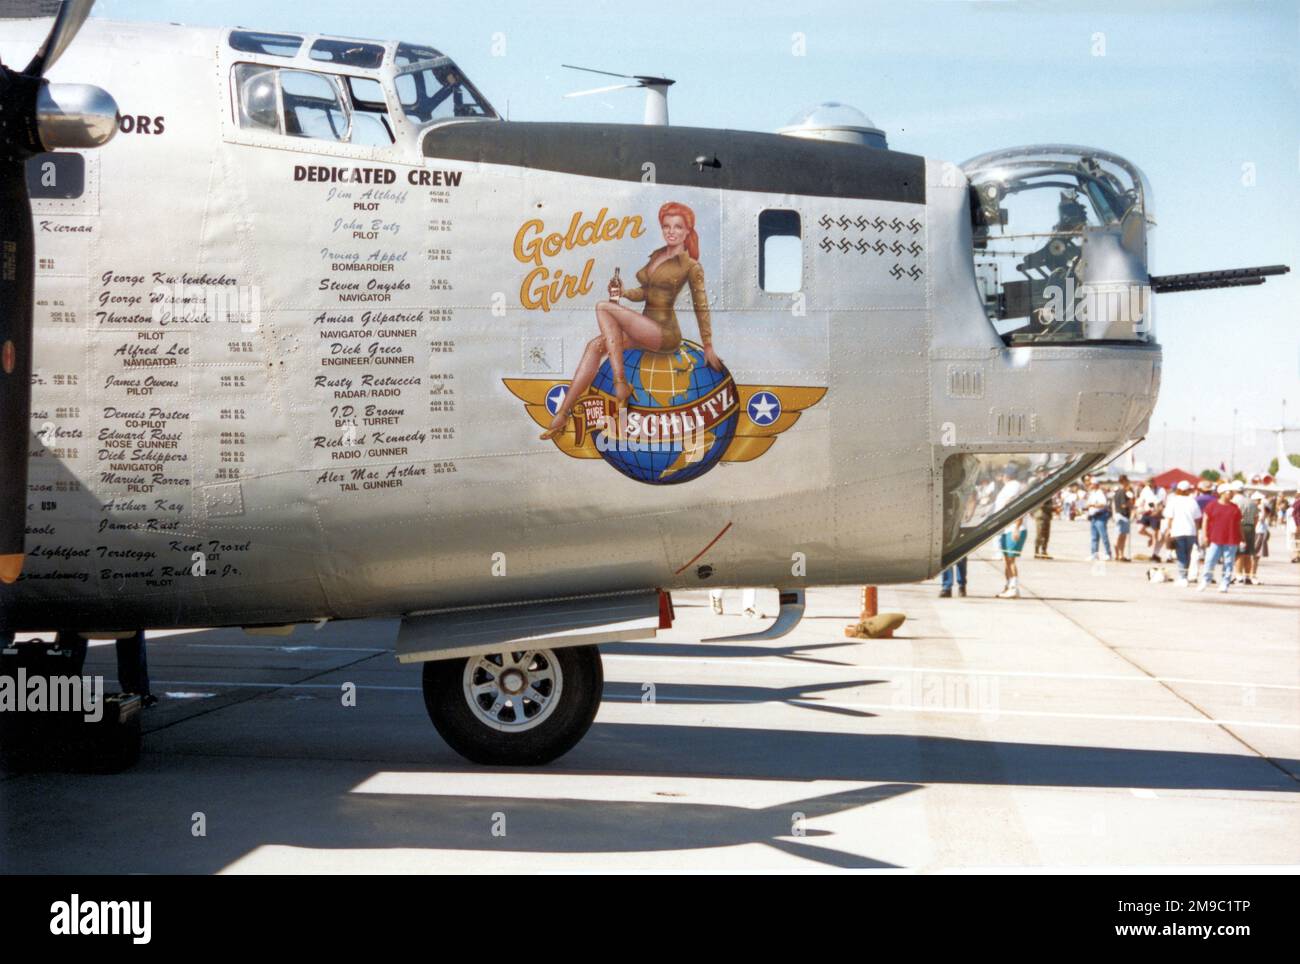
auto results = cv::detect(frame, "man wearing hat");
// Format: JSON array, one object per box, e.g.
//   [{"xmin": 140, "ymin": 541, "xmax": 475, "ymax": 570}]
[
  {"xmin": 1136, "ymin": 480, "xmax": 1163, "ymax": 559},
  {"xmin": 1033, "ymin": 490, "xmax": 1055, "ymax": 559},
  {"xmin": 1191, "ymin": 479, "xmax": 1216, "ymax": 575},
  {"xmin": 994, "ymin": 464, "xmax": 1027, "ymax": 598},
  {"xmin": 1084, "ymin": 478, "xmax": 1113, "ymax": 561},
  {"xmin": 1231, "ymin": 480, "xmax": 1258, "ymax": 585},
  {"xmin": 1111, "ymin": 475, "xmax": 1135, "ymax": 561},
  {"xmin": 1163, "ymin": 479, "xmax": 1202, "ymax": 586},
  {"xmin": 1249, "ymin": 491, "xmax": 1269, "ymax": 582},
  {"xmin": 1199, "ymin": 482, "xmax": 1242, "ymax": 593},
  {"xmin": 1194, "ymin": 478, "xmax": 1216, "ymax": 515}
]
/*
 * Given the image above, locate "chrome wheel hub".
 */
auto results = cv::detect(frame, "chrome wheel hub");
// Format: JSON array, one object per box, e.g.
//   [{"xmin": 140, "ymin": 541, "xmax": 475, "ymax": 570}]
[{"xmin": 462, "ymin": 649, "xmax": 563, "ymax": 732}]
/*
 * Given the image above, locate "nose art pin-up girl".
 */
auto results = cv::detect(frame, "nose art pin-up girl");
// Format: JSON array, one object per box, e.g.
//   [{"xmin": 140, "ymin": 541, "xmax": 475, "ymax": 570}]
[{"xmin": 540, "ymin": 201, "xmax": 722, "ymax": 440}]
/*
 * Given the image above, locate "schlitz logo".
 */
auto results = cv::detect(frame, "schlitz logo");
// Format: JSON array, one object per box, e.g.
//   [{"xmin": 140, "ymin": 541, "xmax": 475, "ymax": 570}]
[{"xmin": 506, "ymin": 342, "xmax": 825, "ymax": 486}]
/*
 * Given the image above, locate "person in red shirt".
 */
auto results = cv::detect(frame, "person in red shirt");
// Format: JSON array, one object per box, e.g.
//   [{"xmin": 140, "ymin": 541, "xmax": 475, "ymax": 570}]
[{"xmin": 1198, "ymin": 483, "xmax": 1242, "ymax": 593}]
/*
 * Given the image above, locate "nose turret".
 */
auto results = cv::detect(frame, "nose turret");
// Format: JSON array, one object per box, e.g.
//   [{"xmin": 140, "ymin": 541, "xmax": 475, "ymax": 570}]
[{"xmin": 961, "ymin": 145, "xmax": 1155, "ymax": 345}]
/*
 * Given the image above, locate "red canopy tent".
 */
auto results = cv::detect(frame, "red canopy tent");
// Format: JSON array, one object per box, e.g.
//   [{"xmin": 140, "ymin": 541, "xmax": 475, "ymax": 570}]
[{"xmin": 1149, "ymin": 467, "xmax": 1199, "ymax": 490}]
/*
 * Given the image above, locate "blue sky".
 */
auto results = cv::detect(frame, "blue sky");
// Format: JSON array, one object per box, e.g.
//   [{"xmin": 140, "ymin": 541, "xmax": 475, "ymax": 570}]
[{"xmin": 83, "ymin": 0, "xmax": 1300, "ymax": 470}]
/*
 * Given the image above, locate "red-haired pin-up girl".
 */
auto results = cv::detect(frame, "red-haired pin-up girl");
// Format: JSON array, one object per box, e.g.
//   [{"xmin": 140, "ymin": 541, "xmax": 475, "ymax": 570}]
[{"xmin": 541, "ymin": 201, "xmax": 723, "ymax": 440}]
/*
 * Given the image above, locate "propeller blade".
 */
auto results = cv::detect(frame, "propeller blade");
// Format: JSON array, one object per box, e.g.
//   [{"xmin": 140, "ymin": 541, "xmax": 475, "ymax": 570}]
[
  {"xmin": 0, "ymin": 57, "xmax": 44, "ymax": 584},
  {"xmin": 24, "ymin": 0, "xmax": 95, "ymax": 77},
  {"xmin": 0, "ymin": 155, "xmax": 34, "ymax": 584},
  {"xmin": 563, "ymin": 83, "xmax": 639, "ymax": 98},
  {"xmin": 0, "ymin": 0, "xmax": 105, "ymax": 584},
  {"xmin": 561, "ymin": 64, "xmax": 636, "ymax": 80}
]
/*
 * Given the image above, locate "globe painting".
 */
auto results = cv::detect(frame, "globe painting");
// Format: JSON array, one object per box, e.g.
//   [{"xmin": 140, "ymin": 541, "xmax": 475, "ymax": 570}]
[
  {"xmin": 583, "ymin": 343, "xmax": 739, "ymax": 485},
  {"xmin": 508, "ymin": 347, "xmax": 826, "ymax": 483}
]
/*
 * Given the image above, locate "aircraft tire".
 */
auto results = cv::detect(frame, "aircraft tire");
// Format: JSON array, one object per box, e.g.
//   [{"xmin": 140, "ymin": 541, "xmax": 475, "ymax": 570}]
[{"xmin": 422, "ymin": 644, "xmax": 603, "ymax": 765}]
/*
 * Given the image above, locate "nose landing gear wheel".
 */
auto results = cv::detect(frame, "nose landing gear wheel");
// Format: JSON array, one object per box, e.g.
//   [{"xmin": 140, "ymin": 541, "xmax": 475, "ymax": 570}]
[{"xmin": 422, "ymin": 644, "xmax": 603, "ymax": 765}]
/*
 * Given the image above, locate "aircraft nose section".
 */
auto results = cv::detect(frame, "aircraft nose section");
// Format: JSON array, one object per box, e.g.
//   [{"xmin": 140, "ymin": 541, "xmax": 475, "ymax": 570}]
[{"xmin": 932, "ymin": 341, "xmax": 1162, "ymax": 570}]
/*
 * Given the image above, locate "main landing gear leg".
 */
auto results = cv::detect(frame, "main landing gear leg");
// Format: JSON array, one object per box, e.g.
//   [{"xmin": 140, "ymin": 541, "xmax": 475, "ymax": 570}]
[{"xmin": 115, "ymin": 628, "xmax": 155, "ymax": 707}]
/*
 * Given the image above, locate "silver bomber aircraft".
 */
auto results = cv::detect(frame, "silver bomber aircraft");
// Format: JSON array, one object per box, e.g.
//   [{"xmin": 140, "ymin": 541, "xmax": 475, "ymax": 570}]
[{"xmin": 0, "ymin": 3, "xmax": 1288, "ymax": 766}]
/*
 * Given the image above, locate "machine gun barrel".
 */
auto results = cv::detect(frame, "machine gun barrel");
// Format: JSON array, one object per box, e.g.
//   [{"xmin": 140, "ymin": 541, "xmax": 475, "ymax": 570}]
[{"xmin": 1148, "ymin": 264, "xmax": 1290, "ymax": 294}]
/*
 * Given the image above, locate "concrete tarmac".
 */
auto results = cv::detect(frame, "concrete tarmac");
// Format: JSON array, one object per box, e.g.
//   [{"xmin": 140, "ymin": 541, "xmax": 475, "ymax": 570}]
[{"xmin": 2, "ymin": 519, "xmax": 1297, "ymax": 872}]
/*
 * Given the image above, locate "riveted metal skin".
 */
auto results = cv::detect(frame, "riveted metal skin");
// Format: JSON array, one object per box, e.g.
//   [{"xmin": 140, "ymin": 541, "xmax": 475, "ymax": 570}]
[{"xmin": 0, "ymin": 19, "xmax": 1163, "ymax": 636}]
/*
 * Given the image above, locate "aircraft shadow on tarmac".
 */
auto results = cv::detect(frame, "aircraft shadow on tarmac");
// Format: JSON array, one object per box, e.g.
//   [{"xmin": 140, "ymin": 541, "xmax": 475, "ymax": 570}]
[
  {"xmin": 338, "ymin": 781, "xmax": 921, "ymax": 869},
  {"xmin": 1197, "ymin": 596, "xmax": 1300, "ymax": 610},
  {"xmin": 0, "ymin": 762, "xmax": 921, "ymax": 871},
  {"xmin": 603, "ymin": 679, "xmax": 885, "ymax": 718},
  {"xmin": 6, "ymin": 718, "xmax": 1298, "ymax": 873},
  {"xmin": 577, "ymin": 724, "xmax": 1300, "ymax": 792},
  {"xmin": 602, "ymin": 638, "xmax": 864, "ymax": 665},
  {"xmin": 3, "ymin": 720, "xmax": 1296, "ymax": 873}
]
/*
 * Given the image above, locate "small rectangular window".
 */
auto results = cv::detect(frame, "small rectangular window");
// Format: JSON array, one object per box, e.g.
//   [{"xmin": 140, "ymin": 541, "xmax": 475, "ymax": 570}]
[
  {"xmin": 395, "ymin": 43, "xmax": 444, "ymax": 66},
  {"xmin": 26, "ymin": 153, "xmax": 85, "ymax": 199},
  {"xmin": 759, "ymin": 209, "xmax": 802, "ymax": 292},
  {"xmin": 229, "ymin": 30, "xmax": 303, "ymax": 58},
  {"xmin": 310, "ymin": 38, "xmax": 386, "ymax": 70}
]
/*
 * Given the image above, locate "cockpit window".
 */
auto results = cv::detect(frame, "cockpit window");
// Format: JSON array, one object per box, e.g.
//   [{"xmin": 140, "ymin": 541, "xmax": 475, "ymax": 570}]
[
  {"xmin": 961, "ymin": 145, "xmax": 1155, "ymax": 345},
  {"xmin": 344, "ymin": 77, "xmax": 396, "ymax": 146},
  {"xmin": 282, "ymin": 70, "xmax": 349, "ymax": 141},
  {"xmin": 310, "ymin": 38, "xmax": 386, "ymax": 70},
  {"xmin": 230, "ymin": 30, "xmax": 303, "ymax": 58},
  {"xmin": 395, "ymin": 43, "xmax": 441, "ymax": 65},
  {"xmin": 347, "ymin": 76, "xmax": 387, "ymax": 110},
  {"xmin": 233, "ymin": 63, "xmax": 282, "ymax": 133},
  {"xmin": 393, "ymin": 49, "xmax": 497, "ymax": 124},
  {"xmin": 232, "ymin": 64, "xmax": 395, "ymax": 146}
]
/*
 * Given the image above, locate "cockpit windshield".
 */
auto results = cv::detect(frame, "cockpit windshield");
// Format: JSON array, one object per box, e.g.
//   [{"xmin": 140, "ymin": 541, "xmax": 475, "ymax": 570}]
[
  {"xmin": 393, "ymin": 42, "xmax": 497, "ymax": 125},
  {"xmin": 961, "ymin": 145, "xmax": 1155, "ymax": 344}
]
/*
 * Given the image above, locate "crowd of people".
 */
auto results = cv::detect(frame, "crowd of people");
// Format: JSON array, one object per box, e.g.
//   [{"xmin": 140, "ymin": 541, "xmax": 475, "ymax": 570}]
[{"xmin": 940, "ymin": 470, "xmax": 1299, "ymax": 598}]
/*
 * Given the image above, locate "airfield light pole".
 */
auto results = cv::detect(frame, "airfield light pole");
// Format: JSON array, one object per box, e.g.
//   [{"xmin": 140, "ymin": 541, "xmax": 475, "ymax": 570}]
[
  {"xmin": 1231, "ymin": 408, "xmax": 1237, "ymax": 478},
  {"xmin": 1283, "ymin": 399, "xmax": 1289, "ymax": 474},
  {"xmin": 1190, "ymin": 416, "xmax": 1196, "ymax": 475}
]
